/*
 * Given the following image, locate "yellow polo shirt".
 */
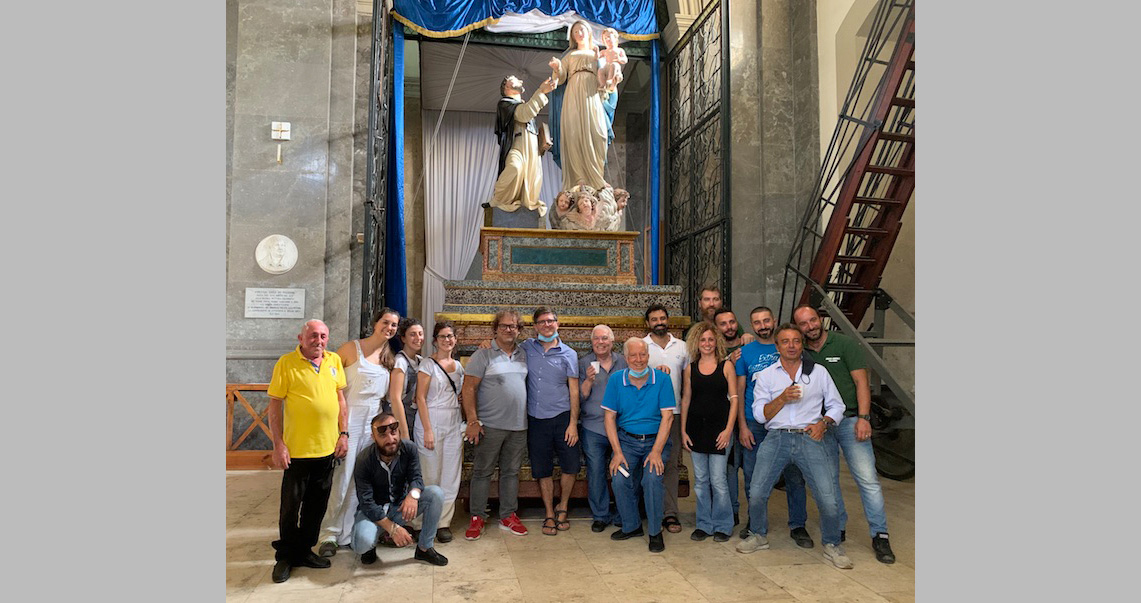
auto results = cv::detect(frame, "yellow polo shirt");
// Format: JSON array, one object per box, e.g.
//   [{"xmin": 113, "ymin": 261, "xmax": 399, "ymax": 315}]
[{"xmin": 268, "ymin": 346, "xmax": 347, "ymax": 458}]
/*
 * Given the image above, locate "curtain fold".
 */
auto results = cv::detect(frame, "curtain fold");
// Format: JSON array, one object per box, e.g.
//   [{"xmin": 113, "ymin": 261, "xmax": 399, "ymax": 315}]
[{"xmin": 392, "ymin": 1, "xmax": 659, "ymax": 39}]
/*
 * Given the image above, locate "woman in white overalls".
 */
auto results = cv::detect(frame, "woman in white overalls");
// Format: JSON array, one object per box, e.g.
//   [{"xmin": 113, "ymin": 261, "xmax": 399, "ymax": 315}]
[
  {"xmin": 317, "ymin": 308, "xmax": 400, "ymax": 556},
  {"xmin": 388, "ymin": 318, "xmax": 425, "ymax": 441},
  {"xmin": 414, "ymin": 321, "xmax": 465, "ymax": 543}
]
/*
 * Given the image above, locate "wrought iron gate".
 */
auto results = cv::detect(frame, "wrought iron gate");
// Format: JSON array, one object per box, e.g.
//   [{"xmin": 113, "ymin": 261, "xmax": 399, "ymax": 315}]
[
  {"xmin": 664, "ymin": 1, "xmax": 731, "ymax": 319},
  {"xmin": 361, "ymin": 1, "xmax": 392, "ymax": 337}
]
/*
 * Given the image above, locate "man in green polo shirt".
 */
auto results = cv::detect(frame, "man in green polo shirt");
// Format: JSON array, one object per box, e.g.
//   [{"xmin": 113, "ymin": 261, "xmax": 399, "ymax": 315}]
[
  {"xmin": 267, "ymin": 319, "xmax": 350, "ymax": 583},
  {"xmin": 792, "ymin": 305, "xmax": 895, "ymax": 564}
]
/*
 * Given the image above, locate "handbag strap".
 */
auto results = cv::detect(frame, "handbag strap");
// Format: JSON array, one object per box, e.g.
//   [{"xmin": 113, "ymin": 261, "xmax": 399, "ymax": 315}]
[{"xmin": 429, "ymin": 356, "xmax": 459, "ymax": 397}]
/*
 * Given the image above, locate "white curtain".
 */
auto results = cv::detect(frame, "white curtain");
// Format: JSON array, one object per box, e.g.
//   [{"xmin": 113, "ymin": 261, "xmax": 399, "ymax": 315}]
[
  {"xmin": 484, "ymin": 10, "xmax": 608, "ymax": 40},
  {"xmin": 419, "ymin": 110, "xmax": 563, "ymax": 352}
]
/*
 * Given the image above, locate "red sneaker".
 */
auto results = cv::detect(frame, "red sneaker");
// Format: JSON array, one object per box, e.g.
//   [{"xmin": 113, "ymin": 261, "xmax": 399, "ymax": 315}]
[
  {"xmin": 499, "ymin": 513, "xmax": 528, "ymax": 536},
  {"xmin": 464, "ymin": 516, "xmax": 485, "ymax": 541}
]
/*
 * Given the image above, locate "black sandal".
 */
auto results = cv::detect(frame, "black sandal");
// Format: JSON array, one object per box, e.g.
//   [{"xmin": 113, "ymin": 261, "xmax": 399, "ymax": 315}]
[
  {"xmin": 662, "ymin": 516, "xmax": 682, "ymax": 533},
  {"xmin": 542, "ymin": 517, "xmax": 558, "ymax": 536},
  {"xmin": 555, "ymin": 509, "xmax": 571, "ymax": 531}
]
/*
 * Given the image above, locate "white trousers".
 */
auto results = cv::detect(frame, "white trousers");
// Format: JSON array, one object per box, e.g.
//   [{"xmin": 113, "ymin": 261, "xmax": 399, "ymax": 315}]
[
  {"xmin": 414, "ymin": 406, "xmax": 463, "ymax": 528},
  {"xmin": 318, "ymin": 403, "xmax": 378, "ymax": 545}
]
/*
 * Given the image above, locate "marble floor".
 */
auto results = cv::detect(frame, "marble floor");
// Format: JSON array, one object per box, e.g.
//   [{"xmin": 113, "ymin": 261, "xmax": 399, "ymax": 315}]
[{"xmin": 226, "ymin": 458, "xmax": 914, "ymax": 602}]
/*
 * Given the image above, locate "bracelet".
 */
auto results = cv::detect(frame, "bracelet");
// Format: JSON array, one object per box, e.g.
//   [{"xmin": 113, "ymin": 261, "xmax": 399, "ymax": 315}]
[{"xmin": 729, "ymin": 395, "xmax": 739, "ymax": 399}]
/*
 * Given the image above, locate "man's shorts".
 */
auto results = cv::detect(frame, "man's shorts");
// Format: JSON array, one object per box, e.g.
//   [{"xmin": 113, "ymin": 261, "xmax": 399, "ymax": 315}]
[{"xmin": 527, "ymin": 411, "xmax": 582, "ymax": 479}]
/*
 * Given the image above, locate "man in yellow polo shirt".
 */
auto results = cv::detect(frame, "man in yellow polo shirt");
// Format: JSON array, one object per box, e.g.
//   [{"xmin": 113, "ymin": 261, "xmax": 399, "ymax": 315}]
[{"xmin": 267, "ymin": 319, "xmax": 349, "ymax": 583}]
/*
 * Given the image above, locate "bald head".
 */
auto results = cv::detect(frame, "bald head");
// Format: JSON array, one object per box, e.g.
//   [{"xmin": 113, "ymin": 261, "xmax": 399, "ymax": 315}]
[{"xmin": 298, "ymin": 319, "xmax": 330, "ymax": 360}]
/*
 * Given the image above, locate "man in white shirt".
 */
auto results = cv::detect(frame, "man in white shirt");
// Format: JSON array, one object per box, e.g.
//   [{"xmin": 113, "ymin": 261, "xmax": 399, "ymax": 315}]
[
  {"xmin": 642, "ymin": 303, "xmax": 689, "ymax": 534},
  {"xmin": 735, "ymin": 323, "xmax": 852, "ymax": 570}
]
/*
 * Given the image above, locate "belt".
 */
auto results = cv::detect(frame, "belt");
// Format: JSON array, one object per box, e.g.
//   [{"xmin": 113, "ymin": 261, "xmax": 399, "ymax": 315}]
[
  {"xmin": 770, "ymin": 427, "xmax": 808, "ymax": 433},
  {"xmin": 619, "ymin": 428, "xmax": 656, "ymax": 441}
]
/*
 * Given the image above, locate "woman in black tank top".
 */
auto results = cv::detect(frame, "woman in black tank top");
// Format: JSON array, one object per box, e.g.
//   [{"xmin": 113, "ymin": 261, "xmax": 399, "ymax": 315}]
[{"xmin": 680, "ymin": 322, "xmax": 740, "ymax": 541}]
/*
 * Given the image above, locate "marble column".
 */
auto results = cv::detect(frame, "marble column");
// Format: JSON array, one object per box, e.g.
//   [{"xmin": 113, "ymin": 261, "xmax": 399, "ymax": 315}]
[
  {"xmin": 728, "ymin": 0, "xmax": 819, "ymax": 320},
  {"xmin": 226, "ymin": 0, "xmax": 359, "ymax": 384}
]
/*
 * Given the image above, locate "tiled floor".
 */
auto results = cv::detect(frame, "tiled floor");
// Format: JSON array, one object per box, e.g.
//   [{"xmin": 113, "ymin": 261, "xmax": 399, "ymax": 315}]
[{"xmin": 226, "ymin": 459, "xmax": 914, "ymax": 602}]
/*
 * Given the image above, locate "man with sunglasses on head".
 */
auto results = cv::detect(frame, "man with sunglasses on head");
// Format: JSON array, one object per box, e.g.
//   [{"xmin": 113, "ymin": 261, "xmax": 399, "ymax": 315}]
[
  {"xmin": 461, "ymin": 309, "xmax": 531, "ymax": 540},
  {"xmin": 737, "ymin": 323, "xmax": 851, "ymax": 570},
  {"xmin": 350, "ymin": 411, "xmax": 448, "ymax": 567}
]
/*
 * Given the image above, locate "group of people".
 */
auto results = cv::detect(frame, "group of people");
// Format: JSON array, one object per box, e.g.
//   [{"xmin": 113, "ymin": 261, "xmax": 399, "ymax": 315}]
[
  {"xmin": 264, "ymin": 286, "xmax": 897, "ymax": 583},
  {"xmin": 488, "ymin": 20, "xmax": 629, "ymax": 227}
]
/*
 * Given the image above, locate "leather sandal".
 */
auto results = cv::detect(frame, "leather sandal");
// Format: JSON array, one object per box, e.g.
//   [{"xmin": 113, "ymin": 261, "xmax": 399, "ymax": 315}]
[
  {"xmin": 662, "ymin": 516, "xmax": 682, "ymax": 533},
  {"xmin": 555, "ymin": 509, "xmax": 571, "ymax": 531},
  {"xmin": 542, "ymin": 517, "xmax": 558, "ymax": 536}
]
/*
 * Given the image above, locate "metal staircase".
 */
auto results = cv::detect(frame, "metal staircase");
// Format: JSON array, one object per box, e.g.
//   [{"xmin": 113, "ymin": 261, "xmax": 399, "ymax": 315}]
[{"xmin": 780, "ymin": 0, "xmax": 915, "ymax": 480}]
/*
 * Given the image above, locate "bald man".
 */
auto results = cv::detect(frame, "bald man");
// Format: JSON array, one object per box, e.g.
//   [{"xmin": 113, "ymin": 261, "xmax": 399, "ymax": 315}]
[
  {"xmin": 267, "ymin": 319, "xmax": 350, "ymax": 583},
  {"xmin": 602, "ymin": 337, "xmax": 677, "ymax": 553}
]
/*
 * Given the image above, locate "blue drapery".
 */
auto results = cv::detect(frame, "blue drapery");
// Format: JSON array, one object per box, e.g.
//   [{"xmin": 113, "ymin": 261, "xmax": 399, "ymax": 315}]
[
  {"xmin": 384, "ymin": 23, "xmax": 408, "ymax": 317},
  {"xmin": 391, "ymin": 1, "xmax": 659, "ymax": 39}
]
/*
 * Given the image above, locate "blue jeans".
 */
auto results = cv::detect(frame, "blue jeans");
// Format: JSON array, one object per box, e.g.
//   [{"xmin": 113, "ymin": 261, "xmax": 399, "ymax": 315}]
[
  {"xmin": 730, "ymin": 418, "xmax": 808, "ymax": 531},
  {"xmin": 351, "ymin": 484, "xmax": 444, "ymax": 552},
  {"xmin": 833, "ymin": 418, "xmax": 889, "ymax": 537},
  {"xmin": 612, "ymin": 431, "xmax": 673, "ymax": 536},
  {"xmin": 690, "ymin": 450, "xmax": 732, "ymax": 534},
  {"xmin": 582, "ymin": 429, "xmax": 618, "ymax": 523},
  {"xmin": 747, "ymin": 430, "xmax": 843, "ymax": 545}
]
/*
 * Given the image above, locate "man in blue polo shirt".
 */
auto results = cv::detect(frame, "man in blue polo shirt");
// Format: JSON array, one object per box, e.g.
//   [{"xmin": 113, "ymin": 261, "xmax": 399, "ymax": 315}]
[
  {"xmin": 518, "ymin": 307, "xmax": 581, "ymax": 536},
  {"xmin": 602, "ymin": 337, "xmax": 676, "ymax": 553}
]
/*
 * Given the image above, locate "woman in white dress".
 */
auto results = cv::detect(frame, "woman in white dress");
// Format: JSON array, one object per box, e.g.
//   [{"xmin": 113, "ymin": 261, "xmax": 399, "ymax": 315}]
[
  {"xmin": 549, "ymin": 20, "xmax": 609, "ymax": 191},
  {"xmin": 388, "ymin": 317, "xmax": 425, "ymax": 440},
  {"xmin": 414, "ymin": 321, "xmax": 465, "ymax": 543},
  {"xmin": 318, "ymin": 307, "xmax": 401, "ymax": 556}
]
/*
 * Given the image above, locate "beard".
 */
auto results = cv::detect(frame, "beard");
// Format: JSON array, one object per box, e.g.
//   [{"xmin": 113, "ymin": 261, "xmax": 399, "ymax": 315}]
[
  {"xmin": 755, "ymin": 327, "xmax": 773, "ymax": 339},
  {"xmin": 380, "ymin": 440, "xmax": 400, "ymax": 456},
  {"xmin": 651, "ymin": 324, "xmax": 669, "ymax": 337},
  {"xmin": 722, "ymin": 327, "xmax": 739, "ymax": 340}
]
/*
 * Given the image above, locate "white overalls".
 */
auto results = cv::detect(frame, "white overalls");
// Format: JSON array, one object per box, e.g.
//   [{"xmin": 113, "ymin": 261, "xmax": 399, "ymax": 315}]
[{"xmin": 414, "ymin": 359, "xmax": 465, "ymax": 528}]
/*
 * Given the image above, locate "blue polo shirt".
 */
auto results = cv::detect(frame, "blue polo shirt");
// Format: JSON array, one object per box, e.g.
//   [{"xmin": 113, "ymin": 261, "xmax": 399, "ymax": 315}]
[
  {"xmin": 734, "ymin": 341, "xmax": 779, "ymax": 410},
  {"xmin": 600, "ymin": 368, "xmax": 676, "ymax": 435},
  {"xmin": 519, "ymin": 337, "xmax": 580, "ymax": 419}
]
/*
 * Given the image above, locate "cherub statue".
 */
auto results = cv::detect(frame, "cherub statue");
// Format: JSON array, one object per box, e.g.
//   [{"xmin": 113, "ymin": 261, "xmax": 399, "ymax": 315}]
[{"xmin": 597, "ymin": 28, "xmax": 628, "ymax": 98}]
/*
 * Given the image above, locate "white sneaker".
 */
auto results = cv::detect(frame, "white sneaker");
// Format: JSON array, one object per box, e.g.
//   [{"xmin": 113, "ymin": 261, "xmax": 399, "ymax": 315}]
[
  {"xmin": 823, "ymin": 543, "xmax": 853, "ymax": 569},
  {"xmin": 735, "ymin": 533, "xmax": 770, "ymax": 553}
]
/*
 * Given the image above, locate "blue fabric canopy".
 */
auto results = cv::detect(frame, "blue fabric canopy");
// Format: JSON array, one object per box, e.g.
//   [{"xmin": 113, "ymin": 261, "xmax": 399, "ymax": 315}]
[{"xmin": 392, "ymin": 1, "xmax": 659, "ymax": 39}]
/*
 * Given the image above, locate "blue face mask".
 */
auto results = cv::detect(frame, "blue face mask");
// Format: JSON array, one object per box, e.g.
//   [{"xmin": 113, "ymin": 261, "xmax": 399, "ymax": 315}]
[
  {"xmin": 628, "ymin": 366, "xmax": 650, "ymax": 378},
  {"xmin": 537, "ymin": 332, "xmax": 558, "ymax": 343}
]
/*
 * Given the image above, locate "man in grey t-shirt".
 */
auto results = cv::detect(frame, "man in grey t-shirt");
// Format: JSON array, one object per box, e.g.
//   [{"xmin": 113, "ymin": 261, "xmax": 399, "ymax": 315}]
[{"xmin": 461, "ymin": 309, "xmax": 530, "ymax": 540}]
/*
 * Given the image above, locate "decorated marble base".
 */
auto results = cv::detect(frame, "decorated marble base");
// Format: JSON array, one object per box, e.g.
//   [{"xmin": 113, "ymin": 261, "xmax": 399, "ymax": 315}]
[{"xmin": 481, "ymin": 227, "xmax": 638, "ymax": 285}]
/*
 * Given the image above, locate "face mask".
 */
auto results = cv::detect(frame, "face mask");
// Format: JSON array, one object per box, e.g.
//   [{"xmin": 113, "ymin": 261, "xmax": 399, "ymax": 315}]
[
  {"xmin": 537, "ymin": 332, "xmax": 558, "ymax": 343},
  {"xmin": 628, "ymin": 367, "xmax": 650, "ymax": 378}
]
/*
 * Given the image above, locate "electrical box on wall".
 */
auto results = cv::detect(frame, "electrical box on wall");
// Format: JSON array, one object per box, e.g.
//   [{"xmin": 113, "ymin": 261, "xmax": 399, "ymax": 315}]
[{"xmin": 270, "ymin": 122, "xmax": 291, "ymax": 140}]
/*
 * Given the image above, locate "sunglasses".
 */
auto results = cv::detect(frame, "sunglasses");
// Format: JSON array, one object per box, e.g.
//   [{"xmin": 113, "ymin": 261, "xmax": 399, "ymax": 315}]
[{"xmin": 374, "ymin": 422, "xmax": 400, "ymax": 435}]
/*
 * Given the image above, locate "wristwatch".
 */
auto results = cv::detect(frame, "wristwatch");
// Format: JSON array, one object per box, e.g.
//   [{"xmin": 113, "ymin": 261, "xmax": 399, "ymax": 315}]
[
  {"xmin": 857, "ymin": 414, "xmax": 872, "ymax": 421},
  {"xmin": 339, "ymin": 431, "xmax": 349, "ymax": 437},
  {"xmin": 410, "ymin": 488, "xmax": 421, "ymax": 500}
]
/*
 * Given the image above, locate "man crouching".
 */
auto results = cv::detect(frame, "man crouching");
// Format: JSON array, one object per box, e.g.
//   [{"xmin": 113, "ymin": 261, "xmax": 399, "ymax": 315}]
[{"xmin": 351, "ymin": 411, "xmax": 449, "ymax": 566}]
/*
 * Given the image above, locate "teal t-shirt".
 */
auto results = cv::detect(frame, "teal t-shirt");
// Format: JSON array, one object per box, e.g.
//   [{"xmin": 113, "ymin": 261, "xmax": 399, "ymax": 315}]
[{"xmin": 805, "ymin": 332, "xmax": 866, "ymax": 414}]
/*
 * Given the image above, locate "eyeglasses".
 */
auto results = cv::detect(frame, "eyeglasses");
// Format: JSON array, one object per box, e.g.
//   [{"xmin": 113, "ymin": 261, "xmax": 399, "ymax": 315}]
[
  {"xmin": 375, "ymin": 422, "xmax": 400, "ymax": 435},
  {"xmin": 497, "ymin": 324, "xmax": 519, "ymax": 331},
  {"xmin": 437, "ymin": 334, "xmax": 456, "ymax": 340},
  {"xmin": 536, "ymin": 319, "xmax": 557, "ymax": 326}
]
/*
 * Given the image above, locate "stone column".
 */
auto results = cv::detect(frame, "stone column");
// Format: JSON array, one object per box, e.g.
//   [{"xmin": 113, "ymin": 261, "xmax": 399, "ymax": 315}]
[{"xmin": 728, "ymin": 0, "xmax": 819, "ymax": 320}]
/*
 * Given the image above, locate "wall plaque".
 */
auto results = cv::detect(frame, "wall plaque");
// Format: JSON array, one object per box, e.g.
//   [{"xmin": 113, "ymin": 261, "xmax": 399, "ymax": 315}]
[{"xmin": 244, "ymin": 288, "xmax": 305, "ymax": 318}]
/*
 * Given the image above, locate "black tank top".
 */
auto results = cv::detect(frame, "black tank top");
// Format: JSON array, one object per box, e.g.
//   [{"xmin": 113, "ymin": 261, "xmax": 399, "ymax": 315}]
[{"xmin": 686, "ymin": 359, "xmax": 730, "ymax": 455}]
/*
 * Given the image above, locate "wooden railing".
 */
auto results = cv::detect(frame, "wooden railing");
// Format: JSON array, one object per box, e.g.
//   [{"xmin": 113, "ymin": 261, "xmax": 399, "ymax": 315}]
[{"xmin": 226, "ymin": 384, "xmax": 275, "ymax": 470}]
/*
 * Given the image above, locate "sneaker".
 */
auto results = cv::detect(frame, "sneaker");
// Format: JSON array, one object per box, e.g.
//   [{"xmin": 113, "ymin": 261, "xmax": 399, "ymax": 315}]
[
  {"xmin": 360, "ymin": 548, "xmax": 378, "ymax": 565},
  {"xmin": 415, "ymin": 546, "xmax": 449, "ymax": 566},
  {"xmin": 318, "ymin": 540, "xmax": 338, "ymax": 557},
  {"xmin": 735, "ymin": 533, "xmax": 769, "ymax": 553},
  {"xmin": 465, "ymin": 516, "xmax": 485, "ymax": 541},
  {"xmin": 690, "ymin": 529, "xmax": 711, "ymax": 541},
  {"xmin": 712, "ymin": 532, "xmax": 731, "ymax": 542},
  {"xmin": 499, "ymin": 513, "xmax": 529, "ymax": 536},
  {"xmin": 648, "ymin": 532, "xmax": 665, "ymax": 553},
  {"xmin": 436, "ymin": 528, "xmax": 454, "ymax": 543},
  {"xmin": 823, "ymin": 543, "xmax": 853, "ymax": 569},
  {"xmin": 789, "ymin": 527, "xmax": 814, "ymax": 549},
  {"xmin": 872, "ymin": 533, "xmax": 896, "ymax": 564}
]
